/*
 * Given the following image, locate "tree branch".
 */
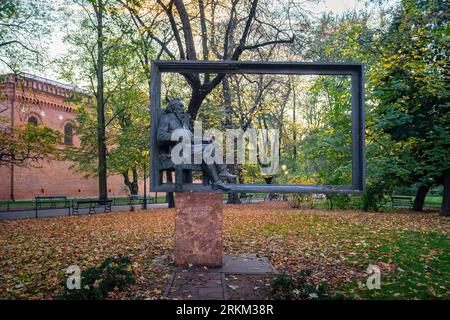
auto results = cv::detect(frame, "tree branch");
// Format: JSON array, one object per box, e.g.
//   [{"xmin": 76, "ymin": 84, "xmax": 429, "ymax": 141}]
[
  {"xmin": 157, "ymin": 0, "xmax": 186, "ymax": 59},
  {"xmin": 223, "ymin": 0, "xmax": 240, "ymax": 59},
  {"xmin": 172, "ymin": 0, "xmax": 197, "ymax": 60},
  {"xmin": 105, "ymin": 108, "xmax": 124, "ymax": 128},
  {"xmin": 0, "ymin": 40, "xmax": 39, "ymax": 55},
  {"xmin": 120, "ymin": 0, "xmax": 177, "ymax": 60},
  {"xmin": 244, "ymin": 36, "xmax": 295, "ymax": 50}
]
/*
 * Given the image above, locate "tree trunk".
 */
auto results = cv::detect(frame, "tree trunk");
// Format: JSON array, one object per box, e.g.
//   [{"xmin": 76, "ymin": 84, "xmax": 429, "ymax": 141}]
[
  {"xmin": 166, "ymin": 171, "xmax": 175, "ymax": 208},
  {"xmin": 227, "ymin": 192, "xmax": 239, "ymax": 204},
  {"xmin": 222, "ymin": 75, "xmax": 241, "ymax": 205},
  {"xmin": 292, "ymin": 80, "xmax": 297, "ymax": 160},
  {"xmin": 440, "ymin": 168, "xmax": 450, "ymax": 216},
  {"xmin": 96, "ymin": 0, "xmax": 108, "ymax": 201},
  {"xmin": 122, "ymin": 169, "xmax": 139, "ymax": 195},
  {"xmin": 187, "ymin": 88, "xmax": 207, "ymax": 122},
  {"xmin": 265, "ymin": 176, "xmax": 275, "ymax": 201},
  {"xmin": 131, "ymin": 168, "xmax": 139, "ymax": 194},
  {"xmin": 412, "ymin": 185, "xmax": 430, "ymax": 211},
  {"xmin": 327, "ymin": 195, "xmax": 334, "ymax": 210}
]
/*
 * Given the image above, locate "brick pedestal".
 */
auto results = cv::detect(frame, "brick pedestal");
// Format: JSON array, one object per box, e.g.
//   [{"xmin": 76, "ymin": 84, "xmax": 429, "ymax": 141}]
[{"xmin": 175, "ymin": 192, "xmax": 223, "ymax": 267}]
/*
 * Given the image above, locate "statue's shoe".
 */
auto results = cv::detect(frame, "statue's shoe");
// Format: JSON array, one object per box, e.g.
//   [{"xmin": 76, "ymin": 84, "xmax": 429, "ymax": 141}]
[
  {"xmin": 219, "ymin": 170, "xmax": 237, "ymax": 180},
  {"xmin": 212, "ymin": 181, "xmax": 232, "ymax": 191}
]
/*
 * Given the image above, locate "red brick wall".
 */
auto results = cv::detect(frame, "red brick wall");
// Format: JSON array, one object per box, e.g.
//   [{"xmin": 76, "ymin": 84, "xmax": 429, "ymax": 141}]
[{"xmin": 0, "ymin": 74, "xmax": 146, "ymax": 200}]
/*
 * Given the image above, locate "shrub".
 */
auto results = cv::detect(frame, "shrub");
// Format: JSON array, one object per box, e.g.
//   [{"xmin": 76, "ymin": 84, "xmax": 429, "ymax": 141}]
[
  {"xmin": 270, "ymin": 269, "xmax": 329, "ymax": 300},
  {"xmin": 362, "ymin": 184, "xmax": 389, "ymax": 211},
  {"xmin": 286, "ymin": 194, "xmax": 302, "ymax": 208},
  {"xmin": 327, "ymin": 194, "xmax": 351, "ymax": 209},
  {"xmin": 61, "ymin": 255, "xmax": 135, "ymax": 300},
  {"xmin": 287, "ymin": 194, "xmax": 315, "ymax": 209}
]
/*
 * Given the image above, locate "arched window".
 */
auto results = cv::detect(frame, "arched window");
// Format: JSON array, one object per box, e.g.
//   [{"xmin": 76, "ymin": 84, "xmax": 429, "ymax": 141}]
[
  {"xmin": 28, "ymin": 116, "xmax": 38, "ymax": 126},
  {"xmin": 64, "ymin": 123, "xmax": 73, "ymax": 145}
]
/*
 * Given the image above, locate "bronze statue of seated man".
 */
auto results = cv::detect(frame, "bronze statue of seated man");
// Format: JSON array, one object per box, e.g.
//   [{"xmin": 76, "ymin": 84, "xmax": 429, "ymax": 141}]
[{"xmin": 157, "ymin": 98, "xmax": 236, "ymax": 191}]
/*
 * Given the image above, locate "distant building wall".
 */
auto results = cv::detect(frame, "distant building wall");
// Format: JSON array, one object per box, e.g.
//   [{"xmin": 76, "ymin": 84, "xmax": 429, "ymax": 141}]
[{"xmin": 0, "ymin": 74, "xmax": 145, "ymax": 200}]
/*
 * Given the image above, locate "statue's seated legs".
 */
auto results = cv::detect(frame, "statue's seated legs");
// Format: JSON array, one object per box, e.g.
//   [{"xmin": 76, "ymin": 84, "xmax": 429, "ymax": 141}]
[
  {"xmin": 194, "ymin": 143, "xmax": 236, "ymax": 191},
  {"xmin": 217, "ymin": 164, "xmax": 237, "ymax": 181},
  {"xmin": 202, "ymin": 164, "xmax": 235, "ymax": 191}
]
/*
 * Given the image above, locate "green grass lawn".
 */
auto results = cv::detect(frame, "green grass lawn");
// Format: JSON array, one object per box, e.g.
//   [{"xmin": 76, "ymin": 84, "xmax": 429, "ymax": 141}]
[
  {"xmin": 423, "ymin": 196, "xmax": 444, "ymax": 208},
  {"xmin": 332, "ymin": 228, "xmax": 449, "ymax": 299}
]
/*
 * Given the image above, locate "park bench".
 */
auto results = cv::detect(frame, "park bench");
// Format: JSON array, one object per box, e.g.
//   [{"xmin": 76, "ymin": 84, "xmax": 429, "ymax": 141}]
[
  {"xmin": 71, "ymin": 199, "xmax": 112, "ymax": 215},
  {"xmin": 0, "ymin": 200, "xmax": 12, "ymax": 212},
  {"xmin": 391, "ymin": 196, "xmax": 413, "ymax": 208},
  {"xmin": 240, "ymin": 193, "xmax": 254, "ymax": 203},
  {"xmin": 35, "ymin": 196, "xmax": 70, "ymax": 218},
  {"xmin": 264, "ymin": 193, "xmax": 282, "ymax": 201},
  {"xmin": 128, "ymin": 194, "xmax": 155, "ymax": 205}
]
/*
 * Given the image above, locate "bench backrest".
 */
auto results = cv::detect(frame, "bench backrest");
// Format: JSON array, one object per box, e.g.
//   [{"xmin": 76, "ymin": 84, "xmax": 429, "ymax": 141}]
[
  {"xmin": 75, "ymin": 199, "xmax": 112, "ymax": 204},
  {"xmin": 391, "ymin": 196, "xmax": 412, "ymax": 200},
  {"xmin": 391, "ymin": 196, "xmax": 412, "ymax": 206},
  {"xmin": 35, "ymin": 196, "xmax": 67, "ymax": 201}
]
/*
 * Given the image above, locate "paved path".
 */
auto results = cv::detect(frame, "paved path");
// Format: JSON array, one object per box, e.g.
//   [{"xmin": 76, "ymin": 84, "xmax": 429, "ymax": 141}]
[
  {"xmin": 0, "ymin": 198, "xmax": 270, "ymax": 221},
  {"xmin": 165, "ymin": 254, "xmax": 276, "ymax": 300},
  {"xmin": 0, "ymin": 203, "xmax": 169, "ymax": 220}
]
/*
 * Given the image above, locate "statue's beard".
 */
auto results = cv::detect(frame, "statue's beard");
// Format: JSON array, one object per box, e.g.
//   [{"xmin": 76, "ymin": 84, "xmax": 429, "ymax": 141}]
[{"xmin": 173, "ymin": 110, "xmax": 188, "ymax": 125}]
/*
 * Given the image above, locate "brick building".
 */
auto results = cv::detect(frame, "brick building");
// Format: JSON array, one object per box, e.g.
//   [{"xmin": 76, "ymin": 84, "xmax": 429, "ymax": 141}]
[{"xmin": 0, "ymin": 73, "xmax": 142, "ymax": 200}]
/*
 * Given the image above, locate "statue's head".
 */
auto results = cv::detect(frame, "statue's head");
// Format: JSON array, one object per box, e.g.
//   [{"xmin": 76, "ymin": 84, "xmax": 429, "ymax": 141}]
[{"xmin": 166, "ymin": 98, "xmax": 185, "ymax": 115}]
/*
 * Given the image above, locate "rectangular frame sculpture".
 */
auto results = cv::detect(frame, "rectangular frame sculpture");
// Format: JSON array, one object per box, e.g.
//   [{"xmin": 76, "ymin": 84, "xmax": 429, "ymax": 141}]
[{"xmin": 150, "ymin": 60, "xmax": 365, "ymax": 194}]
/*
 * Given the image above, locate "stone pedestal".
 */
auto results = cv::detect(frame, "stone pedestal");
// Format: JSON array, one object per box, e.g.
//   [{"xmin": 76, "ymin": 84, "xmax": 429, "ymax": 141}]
[{"xmin": 175, "ymin": 192, "xmax": 223, "ymax": 267}]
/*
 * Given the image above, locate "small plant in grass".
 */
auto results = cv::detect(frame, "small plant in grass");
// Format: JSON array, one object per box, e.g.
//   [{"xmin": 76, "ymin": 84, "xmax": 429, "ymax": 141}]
[
  {"xmin": 61, "ymin": 255, "xmax": 135, "ymax": 300},
  {"xmin": 287, "ymin": 194, "xmax": 315, "ymax": 209},
  {"xmin": 287, "ymin": 194, "xmax": 303, "ymax": 208},
  {"xmin": 270, "ymin": 269, "xmax": 329, "ymax": 300}
]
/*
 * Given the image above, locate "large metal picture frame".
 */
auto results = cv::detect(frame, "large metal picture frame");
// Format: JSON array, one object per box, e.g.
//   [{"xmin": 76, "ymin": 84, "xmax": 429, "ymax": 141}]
[{"xmin": 150, "ymin": 60, "xmax": 365, "ymax": 194}]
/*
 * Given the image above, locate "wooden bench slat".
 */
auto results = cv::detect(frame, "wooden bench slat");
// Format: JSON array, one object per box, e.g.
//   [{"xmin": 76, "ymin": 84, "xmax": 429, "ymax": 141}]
[
  {"xmin": 71, "ymin": 199, "xmax": 112, "ymax": 215},
  {"xmin": 391, "ymin": 196, "xmax": 413, "ymax": 208},
  {"xmin": 128, "ymin": 195, "xmax": 155, "ymax": 205}
]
